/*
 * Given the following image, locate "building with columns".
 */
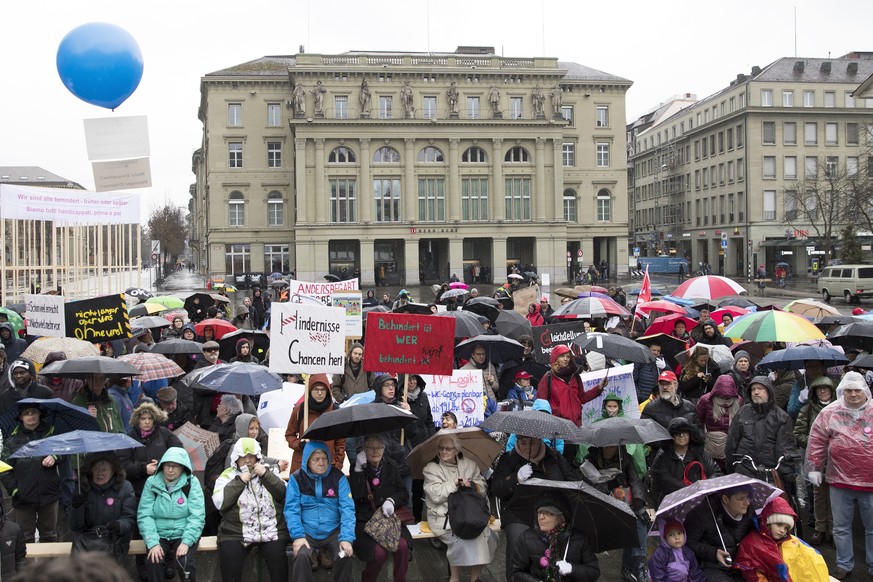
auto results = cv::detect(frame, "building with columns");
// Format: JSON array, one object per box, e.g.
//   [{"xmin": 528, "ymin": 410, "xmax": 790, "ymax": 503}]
[{"xmin": 192, "ymin": 47, "xmax": 631, "ymax": 286}]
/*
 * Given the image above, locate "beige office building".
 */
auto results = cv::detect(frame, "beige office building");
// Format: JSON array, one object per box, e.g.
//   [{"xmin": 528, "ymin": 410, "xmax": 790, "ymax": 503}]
[
  {"xmin": 192, "ymin": 47, "xmax": 631, "ymax": 286},
  {"xmin": 629, "ymin": 53, "xmax": 873, "ymax": 278}
]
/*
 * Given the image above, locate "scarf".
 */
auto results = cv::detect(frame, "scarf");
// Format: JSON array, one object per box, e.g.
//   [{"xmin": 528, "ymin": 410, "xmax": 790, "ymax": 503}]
[
  {"xmin": 536, "ymin": 521, "xmax": 570, "ymax": 582},
  {"xmin": 515, "ymin": 439, "xmax": 547, "ymax": 464},
  {"xmin": 139, "ymin": 428, "xmax": 155, "ymax": 439},
  {"xmin": 407, "ymin": 386, "xmax": 421, "ymax": 401},
  {"xmin": 297, "ymin": 394, "xmax": 331, "ymax": 421}
]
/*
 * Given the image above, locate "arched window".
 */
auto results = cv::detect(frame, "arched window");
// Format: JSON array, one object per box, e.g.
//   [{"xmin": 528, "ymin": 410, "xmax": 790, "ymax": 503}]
[
  {"xmin": 328, "ymin": 146, "xmax": 356, "ymax": 163},
  {"xmin": 417, "ymin": 146, "xmax": 444, "ymax": 163},
  {"xmin": 462, "ymin": 147, "xmax": 487, "ymax": 163},
  {"xmin": 596, "ymin": 189, "xmax": 612, "ymax": 222},
  {"xmin": 373, "ymin": 146, "xmax": 401, "ymax": 163},
  {"xmin": 563, "ymin": 189, "xmax": 577, "ymax": 223},
  {"xmin": 504, "ymin": 146, "xmax": 530, "ymax": 163},
  {"xmin": 267, "ymin": 191, "xmax": 284, "ymax": 226},
  {"xmin": 228, "ymin": 191, "xmax": 245, "ymax": 226}
]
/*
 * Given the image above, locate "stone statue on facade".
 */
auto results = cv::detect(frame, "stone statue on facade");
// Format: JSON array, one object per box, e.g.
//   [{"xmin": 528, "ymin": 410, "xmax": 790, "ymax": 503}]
[
  {"xmin": 312, "ymin": 80, "xmax": 326, "ymax": 117},
  {"xmin": 550, "ymin": 85, "xmax": 563, "ymax": 119},
  {"xmin": 446, "ymin": 81, "xmax": 459, "ymax": 118},
  {"xmin": 489, "ymin": 85, "xmax": 501, "ymax": 117},
  {"xmin": 532, "ymin": 85, "xmax": 545, "ymax": 118},
  {"xmin": 400, "ymin": 80, "xmax": 415, "ymax": 118},
  {"xmin": 359, "ymin": 79, "xmax": 371, "ymax": 118},
  {"xmin": 292, "ymin": 82, "xmax": 306, "ymax": 117}
]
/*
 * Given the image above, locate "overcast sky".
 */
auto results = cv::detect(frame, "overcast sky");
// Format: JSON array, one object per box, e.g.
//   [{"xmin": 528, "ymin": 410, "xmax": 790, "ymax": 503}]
[{"xmin": 1, "ymin": 0, "xmax": 870, "ymax": 219}]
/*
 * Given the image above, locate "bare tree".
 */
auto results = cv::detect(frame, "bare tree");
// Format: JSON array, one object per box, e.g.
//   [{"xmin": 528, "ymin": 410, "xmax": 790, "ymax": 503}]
[
  {"xmin": 843, "ymin": 143, "xmax": 873, "ymax": 236},
  {"xmin": 147, "ymin": 204, "xmax": 187, "ymax": 265}
]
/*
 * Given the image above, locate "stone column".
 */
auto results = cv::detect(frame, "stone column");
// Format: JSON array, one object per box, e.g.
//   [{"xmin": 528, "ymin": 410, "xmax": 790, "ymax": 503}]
[
  {"xmin": 250, "ymin": 243, "xmax": 266, "ymax": 272},
  {"xmin": 552, "ymin": 139, "xmax": 564, "ymax": 221},
  {"xmin": 359, "ymin": 138, "xmax": 372, "ymax": 224},
  {"xmin": 294, "ymin": 138, "xmax": 308, "ymax": 224},
  {"xmin": 404, "ymin": 138, "xmax": 416, "ymax": 222},
  {"xmin": 448, "ymin": 139, "xmax": 460, "ymax": 222},
  {"xmin": 359, "ymin": 239, "xmax": 376, "ymax": 286},
  {"xmin": 491, "ymin": 139, "xmax": 504, "ymax": 220},
  {"xmin": 448, "ymin": 237, "xmax": 464, "ymax": 279},
  {"xmin": 314, "ymin": 138, "xmax": 326, "ymax": 224},
  {"xmin": 404, "ymin": 238, "xmax": 420, "ymax": 286},
  {"xmin": 535, "ymin": 137, "xmax": 546, "ymax": 222},
  {"xmin": 492, "ymin": 237, "xmax": 507, "ymax": 279}
]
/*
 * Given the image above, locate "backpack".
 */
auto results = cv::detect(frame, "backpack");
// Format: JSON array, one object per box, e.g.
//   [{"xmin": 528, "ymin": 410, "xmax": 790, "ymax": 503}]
[{"xmin": 444, "ymin": 484, "xmax": 490, "ymax": 540}]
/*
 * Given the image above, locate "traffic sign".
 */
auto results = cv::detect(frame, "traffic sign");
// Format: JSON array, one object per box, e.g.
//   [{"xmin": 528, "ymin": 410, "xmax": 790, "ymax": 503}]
[
  {"xmin": 151, "ymin": 253, "xmax": 158, "ymax": 262},
  {"xmin": 577, "ymin": 249, "xmax": 583, "ymax": 257},
  {"xmin": 150, "ymin": 240, "xmax": 161, "ymax": 255},
  {"xmin": 720, "ymin": 240, "xmax": 728, "ymax": 249}
]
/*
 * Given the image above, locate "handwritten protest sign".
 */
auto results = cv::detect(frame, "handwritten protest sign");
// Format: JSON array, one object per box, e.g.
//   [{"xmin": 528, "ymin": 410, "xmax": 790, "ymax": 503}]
[
  {"xmin": 363, "ymin": 312, "xmax": 455, "ymax": 375},
  {"xmin": 269, "ymin": 302, "xmax": 346, "ymax": 374},
  {"xmin": 174, "ymin": 422, "xmax": 220, "ymax": 471},
  {"xmin": 421, "ymin": 370, "xmax": 485, "ymax": 428},
  {"xmin": 25, "ymin": 294, "xmax": 66, "ymax": 338},
  {"xmin": 286, "ymin": 278, "xmax": 359, "ymax": 305},
  {"xmin": 513, "ymin": 285, "xmax": 539, "ymax": 315},
  {"xmin": 579, "ymin": 364, "xmax": 639, "ymax": 425},
  {"xmin": 331, "ymin": 291, "xmax": 362, "ymax": 339},
  {"xmin": 531, "ymin": 320, "xmax": 586, "ymax": 364},
  {"xmin": 64, "ymin": 294, "xmax": 130, "ymax": 342}
]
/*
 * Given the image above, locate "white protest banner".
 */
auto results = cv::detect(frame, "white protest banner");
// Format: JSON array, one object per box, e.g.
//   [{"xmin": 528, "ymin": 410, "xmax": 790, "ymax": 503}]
[
  {"xmin": 25, "ymin": 294, "xmax": 66, "ymax": 338},
  {"xmin": 269, "ymin": 302, "xmax": 346, "ymax": 375},
  {"xmin": 286, "ymin": 278, "xmax": 359, "ymax": 305},
  {"xmin": 0, "ymin": 184, "xmax": 140, "ymax": 224},
  {"xmin": 330, "ymin": 291, "xmax": 362, "ymax": 339},
  {"xmin": 579, "ymin": 363, "xmax": 639, "ymax": 425},
  {"xmin": 421, "ymin": 369, "xmax": 485, "ymax": 428},
  {"xmin": 92, "ymin": 157, "xmax": 152, "ymax": 192},
  {"xmin": 83, "ymin": 115, "xmax": 151, "ymax": 160}
]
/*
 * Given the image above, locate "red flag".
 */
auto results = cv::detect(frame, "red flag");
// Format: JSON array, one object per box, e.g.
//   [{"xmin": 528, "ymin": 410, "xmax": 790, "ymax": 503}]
[{"xmin": 638, "ymin": 265, "xmax": 652, "ymax": 303}]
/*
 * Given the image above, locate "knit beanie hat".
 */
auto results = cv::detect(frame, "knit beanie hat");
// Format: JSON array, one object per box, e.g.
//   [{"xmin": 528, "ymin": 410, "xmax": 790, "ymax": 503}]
[{"xmin": 766, "ymin": 512, "xmax": 795, "ymax": 530}]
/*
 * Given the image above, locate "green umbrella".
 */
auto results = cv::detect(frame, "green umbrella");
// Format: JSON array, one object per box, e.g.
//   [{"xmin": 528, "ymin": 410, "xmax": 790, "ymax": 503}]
[
  {"xmin": 145, "ymin": 295, "xmax": 184, "ymax": 309},
  {"xmin": 0, "ymin": 307, "xmax": 25, "ymax": 335},
  {"xmin": 722, "ymin": 310, "xmax": 824, "ymax": 343}
]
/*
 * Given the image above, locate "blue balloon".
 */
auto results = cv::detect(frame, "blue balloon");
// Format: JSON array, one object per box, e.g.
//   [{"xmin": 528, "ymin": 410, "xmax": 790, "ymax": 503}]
[{"xmin": 56, "ymin": 22, "xmax": 144, "ymax": 110}]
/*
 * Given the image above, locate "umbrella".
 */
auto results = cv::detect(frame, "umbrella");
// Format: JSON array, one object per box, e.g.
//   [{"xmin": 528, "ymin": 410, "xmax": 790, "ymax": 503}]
[
  {"xmin": 717, "ymin": 297, "xmax": 759, "ymax": 310},
  {"xmin": 573, "ymin": 291, "xmax": 612, "ymax": 300},
  {"xmin": 722, "ymin": 310, "xmax": 825, "ymax": 343},
  {"xmin": 9, "ymin": 430, "xmax": 144, "ymax": 458},
  {"xmin": 662, "ymin": 295, "xmax": 697, "ymax": 307},
  {"xmin": 555, "ymin": 287, "xmax": 584, "ymax": 299},
  {"xmin": 39, "ymin": 356, "xmax": 141, "ymax": 379},
  {"xmin": 146, "ymin": 296, "xmax": 185, "ymax": 309},
  {"xmin": 576, "ymin": 285, "xmax": 609, "ymax": 294},
  {"xmin": 636, "ymin": 333, "xmax": 687, "ymax": 370},
  {"xmin": 449, "ymin": 281, "xmax": 469, "ymax": 290},
  {"xmin": 628, "ymin": 286, "xmax": 665, "ymax": 296},
  {"xmin": 729, "ymin": 341, "xmax": 768, "ymax": 367},
  {"xmin": 463, "ymin": 297, "xmax": 500, "ymax": 323},
  {"xmin": 775, "ymin": 262, "xmax": 789, "ymax": 268},
  {"xmin": 634, "ymin": 300, "xmax": 687, "ymax": 316},
  {"xmin": 479, "ymin": 410, "xmax": 580, "ymax": 441},
  {"xmin": 150, "ymin": 338, "xmax": 204, "ymax": 355},
  {"xmin": 851, "ymin": 354, "xmax": 873, "ymax": 369},
  {"xmin": 820, "ymin": 321, "xmax": 873, "ymax": 352},
  {"xmin": 184, "ymin": 292, "xmax": 216, "ymax": 315},
  {"xmin": 256, "ymin": 383, "xmax": 306, "ymax": 430},
  {"xmin": 131, "ymin": 315, "xmax": 171, "ymax": 330},
  {"xmin": 455, "ymin": 334, "xmax": 525, "ymax": 365},
  {"xmin": 756, "ymin": 346, "xmax": 848, "ymax": 371},
  {"xmin": 406, "ymin": 427, "xmax": 503, "ymax": 479},
  {"xmin": 124, "ymin": 287, "xmax": 153, "ymax": 300},
  {"xmin": 438, "ymin": 311, "xmax": 487, "ymax": 338},
  {"xmin": 495, "ymin": 295, "xmax": 515, "ymax": 311},
  {"xmin": 710, "ymin": 306, "xmax": 750, "ymax": 323},
  {"xmin": 439, "ymin": 288, "xmax": 469, "ymax": 301},
  {"xmin": 494, "ymin": 309, "xmax": 532, "ymax": 340},
  {"xmin": 194, "ymin": 318, "xmax": 237, "ymax": 340},
  {"xmin": 323, "ymin": 273, "xmax": 340, "ymax": 282},
  {"xmin": 572, "ymin": 333, "xmax": 654, "ymax": 364},
  {"xmin": 672, "ymin": 275, "xmax": 746, "ymax": 300},
  {"xmin": 655, "ymin": 473, "xmax": 782, "ymax": 524},
  {"xmin": 642, "ymin": 314, "xmax": 698, "ymax": 337},
  {"xmin": 173, "ymin": 422, "xmax": 221, "ymax": 472},
  {"xmin": 302, "ymin": 403, "xmax": 416, "ymax": 441},
  {"xmin": 129, "ymin": 303, "xmax": 168, "ymax": 317},
  {"xmin": 0, "ymin": 398, "xmax": 99, "ymax": 436},
  {"xmin": 339, "ymin": 392, "xmax": 376, "ymax": 408},
  {"xmin": 784, "ymin": 299, "xmax": 840, "ymax": 320},
  {"xmin": 270, "ymin": 279, "xmax": 289, "ymax": 288},
  {"xmin": 0, "ymin": 307, "xmax": 26, "ymax": 335},
  {"xmin": 194, "ymin": 362, "xmax": 283, "ymax": 396},
  {"xmin": 816, "ymin": 314, "xmax": 857, "ymax": 328},
  {"xmin": 363, "ymin": 305, "xmax": 390, "ymax": 316},
  {"xmin": 507, "ymin": 273, "xmax": 525, "ymax": 280},
  {"xmin": 21, "ymin": 337, "xmax": 100, "ymax": 364},
  {"xmin": 392, "ymin": 303, "xmax": 433, "ymax": 315},
  {"xmin": 551, "ymin": 297, "xmax": 631, "ymax": 320},
  {"xmin": 213, "ymin": 284, "xmax": 238, "ymax": 293},
  {"xmin": 511, "ymin": 478, "xmax": 639, "ymax": 553},
  {"xmin": 218, "ymin": 329, "xmax": 270, "ymax": 362},
  {"xmin": 3, "ymin": 303, "xmax": 26, "ymax": 316},
  {"xmin": 210, "ymin": 293, "xmax": 231, "ymax": 304},
  {"xmin": 117, "ymin": 352, "xmax": 185, "ymax": 382},
  {"xmin": 576, "ymin": 416, "xmax": 671, "ymax": 447},
  {"xmin": 675, "ymin": 344, "xmax": 736, "ymax": 372}
]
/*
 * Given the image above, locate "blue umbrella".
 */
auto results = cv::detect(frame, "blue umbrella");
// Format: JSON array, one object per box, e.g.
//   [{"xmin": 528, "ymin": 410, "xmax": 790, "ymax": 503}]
[
  {"xmin": 661, "ymin": 295, "xmax": 696, "ymax": 307},
  {"xmin": 195, "ymin": 362, "xmax": 283, "ymax": 396},
  {"xmin": 628, "ymin": 286, "xmax": 664, "ymax": 296},
  {"xmin": 339, "ymin": 392, "xmax": 375, "ymax": 408},
  {"xmin": 0, "ymin": 398, "xmax": 99, "ymax": 436},
  {"xmin": 9, "ymin": 430, "xmax": 144, "ymax": 458},
  {"xmin": 756, "ymin": 346, "xmax": 849, "ymax": 371}
]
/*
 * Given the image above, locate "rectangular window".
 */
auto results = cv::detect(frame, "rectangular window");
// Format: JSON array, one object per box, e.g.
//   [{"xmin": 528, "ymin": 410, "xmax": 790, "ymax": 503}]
[
  {"xmin": 763, "ymin": 190, "xmax": 776, "ymax": 220},
  {"xmin": 824, "ymin": 91, "xmax": 836, "ymax": 108},
  {"xmin": 805, "ymin": 156, "xmax": 818, "ymax": 178},
  {"xmin": 763, "ymin": 156, "xmax": 776, "ymax": 179},
  {"xmin": 728, "ymin": 161, "xmax": 735, "ymax": 182},
  {"xmin": 784, "ymin": 156, "xmax": 797, "ymax": 180},
  {"xmin": 564, "ymin": 192, "xmax": 577, "ymax": 222},
  {"xmin": 228, "ymin": 199, "xmax": 245, "ymax": 226},
  {"xmin": 374, "ymin": 178, "xmax": 401, "ymax": 222},
  {"xmin": 718, "ymin": 163, "xmax": 725, "ymax": 184},
  {"xmin": 510, "ymin": 97, "xmax": 523, "ymax": 119},
  {"xmin": 228, "ymin": 142, "xmax": 243, "ymax": 168},
  {"xmin": 267, "ymin": 196, "xmax": 284, "ymax": 226},
  {"xmin": 803, "ymin": 90, "xmax": 815, "ymax": 107},
  {"xmin": 379, "ymin": 96, "xmax": 393, "ymax": 119},
  {"xmin": 334, "ymin": 95, "xmax": 349, "ymax": 119},
  {"xmin": 695, "ymin": 170, "xmax": 701, "ymax": 190},
  {"xmin": 266, "ymin": 142, "xmax": 282, "ymax": 168},
  {"xmin": 504, "ymin": 177, "xmax": 532, "ymax": 221},
  {"xmin": 805, "ymin": 190, "xmax": 818, "ymax": 220},
  {"xmin": 694, "ymin": 140, "xmax": 700, "ymax": 161},
  {"xmin": 417, "ymin": 178, "xmax": 445, "ymax": 222},
  {"xmin": 737, "ymin": 158, "xmax": 745, "ymax": 181},
  {"xmin": 267, "ymin": 103, "xmax": 281, "ymax": 126},
  {"xmin": 596, "ymin": 106, "xmax": 609, "ymax": 127},
  {"xmin": 467, "ymin": 96, "xmax": 480, "ymax": 119},
  {"xmin": 826, "ymin": 156, "xmax": 838, "ymax": 177},
  {"xmin": 702, "ymin": 168, "xmax": 709, "ymax": 188},
  {"xmin": 330, "ymin": 179, "xmax": 357, "ymax": 223},
  {"xmin": 782, "ymin": 91, "xmax": 794, "ymax": 107},
  {"xmin": 718, "ymin": 132, "xmax": 724, "ymax": 153},
  {"xmin": 562, "ymin": 143, "xmax": 575, "ymax": 167},
  {"xmin": 227, "ymin": 103, "xmax": 242, "ymax": 126},
  {"xmin": 846, "ymin": 91, "xmax": 856, "ymax": 108},
  {"xmin": 825, "ymin": 123, "xmax": 838, "ymax": 146},
  {"xmin": 848, "ymin": 123, "xmax": 859, "ymax": 145},
  {"xmin": 784, "ymin": 192, "xmax": 797, "ymax": 221},
  {"xmin": 596, "ymin": 143, "xmax": 610, "ymax": 167},
  {"xmin": 848, "ymin": 156, "xmax": 859, "ymax": 176},
  {"xmin": 710, "ymin": 165, "xmax": 717, "ymax": 187},
  {"xmin": 761, "ymin": 89, "xmax": 773, "ymax": 106},
  {"xmin": 729, "ymin": 193, "xmax": 735, "ymax": 221},
  {"xmin": 784, "ymin": 122, "xmax": 797, "ymax": 145},
  {"xmin": 709, "ymin": 135, "xmax": 715, "ymax": 156},
  {"xmin": 423, "ymin": 96, "xmax": 437, "ymax": 119},
  {"xmin": 868, "ymin": 124, "xmax": 873, "ymax": 145},
  {"xmin": 461, "ymin": 178, "xmax": 489, "ymax": 221},
  {"xmin": 763, "ymin": 121, "xmax": 776, "ymax": 144},
  {"xmin": 224, "ymin": 244, "xmax": 250, "ymax": 275},
  {"xmin": 805, "ymin": 122, "xmax": 818, "ymax": 145},
  {"xmin": 596, "ymin": 193, "xmax": 612, "ymax": 222},
  {"xmin": 727, "ymin": 128, "xmax": 733, "ymax": 149},
  {"xmin": 562, "ymin": 105, "xmax": 574, "ymax": 125},
  {"xmin": 868, "ymin": 156, "xmax": 873, "ymax": 178},
  {"xmin": 737, "ymin": 125, "xmax": 744, "ymax": 148},
  {"xmin": 264, "ymin": 244, "xmax": 289, "ymax": 273},
  {"xmin": 703, "ymin": 198, "xmax": 709, "ymax": 225}
]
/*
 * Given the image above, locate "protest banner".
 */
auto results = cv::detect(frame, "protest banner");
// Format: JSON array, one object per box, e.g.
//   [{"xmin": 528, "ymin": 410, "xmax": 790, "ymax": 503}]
[
  {"xmin": 174, "ymin": 422, "xmax": 220, "ymax": 471},
  {"xmin": 531, "ymin": 320, "xmax": 586, "ymax": 365},
  {"xmin": 421, "ymin": 370, "xmax": 486, "ymax": 428},
  {"xmin": 579, "ymin": 364, "xmax": 640, "ymax": 425},
  {"xmin": 269, "ymin": 302, "xmax": 346, "ymax": 375},
  {"xmin": 285, "ymin": 278, "xmax": 359, "ymax": 305},
  {"xmin": 64, "ymin": 294, "xmax": 130, "ymax": 342},
  {"xmin": 363, "ymin": 312, "xmax": 455, "ymax": 375},
  {"xmin": 331, "ymin": 290, "xmax": 363, "ymax": 339},
  {"xmin": 25, "ymin": 294, "xmax": 66, "ymax": 338},
  {"xmin": 0, "ymin": 184, "xmax": 140, "ymax": 224}
]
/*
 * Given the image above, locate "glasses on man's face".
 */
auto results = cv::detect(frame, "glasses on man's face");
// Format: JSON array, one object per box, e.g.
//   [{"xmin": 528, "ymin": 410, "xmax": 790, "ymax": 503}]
[{"xmin": 203, "ymin": 348, "xmax": 218, "ymax": 353}]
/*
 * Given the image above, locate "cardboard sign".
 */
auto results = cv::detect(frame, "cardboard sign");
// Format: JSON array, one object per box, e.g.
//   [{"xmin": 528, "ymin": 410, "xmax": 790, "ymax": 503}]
[
  {"xmin": 269, "ymin": 302, "xmax": 346, "ymax": 374},
  {"xmin": 285, "ymin": 278, "xmax": 360, "ymax": 305},
  {"xmin": 363, "ymin": 312, "xmax": 455, "ymax": 375},
  {"xmin": 174, "ymin": 422, "xmax": 220, "ymax": 472},
  {"xmin": 331, "ymin": 291, "xmax": 363, "ymax": 339},
  {"xmin": 64, "ymin": 294, "xmax": 130, "ymax": 342},
  {"xmin": 579, "ymin": 364, "xmax": 639, "ymax": 425},
  {"xmin": 421, "ymin": 370, "xmax": 486, "ymax": 428},
  {"xmin": 531, "ymin": 320, "xmax": 587, "ymax": 364},
  {"xmin": 25, "ymin": 294, "xmax": 66, "ymax": 338},
  {"xmin": 92, "ymin": 157, "xmax": 152, "ymax": 192},
  {"xmin": 513, "ymin": 285, "xmax": 540, "ymax": 315}
]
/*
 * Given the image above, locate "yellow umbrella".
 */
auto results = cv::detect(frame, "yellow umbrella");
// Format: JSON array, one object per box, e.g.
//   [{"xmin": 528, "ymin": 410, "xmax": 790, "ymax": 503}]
[{"xmin": 0, "ymin": 460, "xmax": 12, "ymax": 473}]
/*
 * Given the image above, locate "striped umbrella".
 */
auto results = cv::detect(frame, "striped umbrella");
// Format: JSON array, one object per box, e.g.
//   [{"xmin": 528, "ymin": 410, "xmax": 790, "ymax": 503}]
[
  {"xmin": 118, "ymin": 352, "xmax": 185, "ymax": 382},
  {"xmin": 672, "ymin": 275, "xmax": 746, "ymax": 300},
  {"xmin": 551, "ymin": 297, "xmax": 631, "ymax": 319},
  {"xmin": 722, "ymin": 310, "xmax": 825, "ymax": 343}
]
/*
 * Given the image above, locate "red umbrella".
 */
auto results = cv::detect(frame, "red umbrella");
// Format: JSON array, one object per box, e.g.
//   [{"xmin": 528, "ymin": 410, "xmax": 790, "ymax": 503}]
[
  {"xmin": 672, "ymin": 275, "xmax": 746, "ymax": 300},
  {"xmin": 194, "ymin": 318, "xmax": 237, "ymax": 340},
  {"xmin": 635, "ymin": 300, "xmax": 687, "ymax": 317},
  {"xmin": 711, "ymin": 306, "xmax": 749, "ymax": 324},
  {"xmin": 449, "ymin": 281, "xmax": 469, "ymax": 290},
  {"xmin": 643, "ymin": 314, "xmax": 698, "ymax": 336}
]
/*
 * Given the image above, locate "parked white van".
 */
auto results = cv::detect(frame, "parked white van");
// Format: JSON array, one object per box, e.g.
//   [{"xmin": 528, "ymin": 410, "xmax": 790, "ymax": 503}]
[{"xmin": 820, "ymin": 264, "xmax": 873, "ymax": 304}]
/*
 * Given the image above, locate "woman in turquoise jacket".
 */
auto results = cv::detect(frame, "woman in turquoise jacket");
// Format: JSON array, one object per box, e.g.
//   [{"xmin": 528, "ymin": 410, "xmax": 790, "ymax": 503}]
[{"xmin": 137, "ymin": 447, "xmax": 206, "ymax": 582}]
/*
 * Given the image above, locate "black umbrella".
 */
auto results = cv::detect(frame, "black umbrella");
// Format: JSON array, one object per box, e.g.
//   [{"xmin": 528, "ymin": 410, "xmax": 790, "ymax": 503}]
[
  {"xmin": 302, "ymin": 403, "xmax": 416, "ymax": 441},
  {"xmin": 124, "ymin": 287, "xmax": 153, "ymax": 300},
  {"xmin": 635, "ymin": 333, "xmax": 686, "ymax": 371},
  {"xmin": 576, "ymin": 416, "xmax": 671, "ymax": 447},
  {"xmin": 509, "ymin": 478, "xmax": 639, "ymax": 553},
  {"xmin": 815, "ymin": 315, "xmax": 858, "ymax": 329},
  {"xmin": 479, "ymin": 410, "xmax": 580, "ymax": 441},
  {"xmin": 827, "ymin": 321, "xmax": 873, "ymax": 352},
  {"xmin": 495, "ymin": 309, "xmax": 532, "ymax": 340},
  {"xmin": 463, "ymin": 297, "xmax": 500, "ymax": 323},
  {"xmin": 495, "ymin": 296, "xmax": 515, "ymax": 311},
  {"xmin": 39, "ymin": 356, "xmax": 140, "ymax": 379},
  {"xmin": 716, "ymin": 297, "xmax": 759, "ymax": 310},
  {"xmin": 455, "ymin": 334, "xmax": 524, "ymax": 365},
  {"xmin": 131, "ymin": 315, "xmax": 172, "ymax": 330},
  {"xmin": 218, "ymin": 329, "xmax": 270, "ymax": 362},
  {"xmin": 324, "ymin": 274, "xmax": 341, "ymax": 282},
  {"xmin": 437, "ymin": 311, "xmax": 486, "ymax": 338},
  {"xmin": 572, "ymin": 332, "xmax": 654, "ymax": 364},
  {"xmin": 183, "ymin": 292, "xmax": 215, "ymax": 315},
  {"xmin": 392, "ymin": 303, "xmax": 433, "ymax": 315},
  {"xmin": 756, "ymin": 345, "xmax": 849, "ymax": 370},
  {"xmin": 851, "ymin": 354, "xmax": 873, "ymax": 369},
  {"xmin": 150, "ymin": 338, "xmax": 204, "ymax": 355}
]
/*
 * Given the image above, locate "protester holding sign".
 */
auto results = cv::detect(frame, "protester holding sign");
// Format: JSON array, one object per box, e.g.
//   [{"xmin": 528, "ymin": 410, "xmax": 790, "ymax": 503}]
[{"xmin": 285, "ymin": 374, "xmax": 345, "ymax": 473}]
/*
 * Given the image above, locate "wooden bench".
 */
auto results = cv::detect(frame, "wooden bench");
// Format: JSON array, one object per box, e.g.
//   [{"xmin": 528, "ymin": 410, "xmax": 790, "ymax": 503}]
[
  {"xmin": 407, "ymin": 519, "xmax": 502, "ymax": 540},
  {"xmin": 25, "ymin": 536, "xmax": 219, "ymax": 558}
]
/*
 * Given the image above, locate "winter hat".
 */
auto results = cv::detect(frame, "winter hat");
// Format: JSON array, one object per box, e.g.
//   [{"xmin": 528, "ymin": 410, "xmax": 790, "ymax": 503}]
[
  {"xmin": 663, "ymin": 519, "xmax": 685, "ymax": 536},
  {"xmin": 853, "ymin": 307, "xmax": 866, "ymax": 316},
  {"xmin": 10, "ymin": 358, "xmax": 35, "ymax": 377},
  {"xmin": 733, "ymin": 350, "xmax": 751, "ymax": 363},
  {"xmin": 535, "ymin": 494, "xmax": 569, "ymax": 519},
  {"xmin": 766, "ymin": 512, "xmax": 795, "ymax": 529},
  {"xmin": 550, "ymin": 344, "xmax": 571, "ymax": 365}
]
